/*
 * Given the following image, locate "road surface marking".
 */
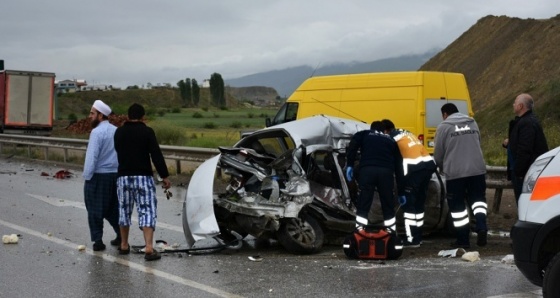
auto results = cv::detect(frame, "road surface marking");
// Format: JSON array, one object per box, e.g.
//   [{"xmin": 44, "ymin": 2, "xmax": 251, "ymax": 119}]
[
  {"xmin": 27, "ymin": 193, "xmax": 182, "ymax": 232},
  {"xmin": 0, "ymin": 218, "xmax": 243, "ymax": 298}
]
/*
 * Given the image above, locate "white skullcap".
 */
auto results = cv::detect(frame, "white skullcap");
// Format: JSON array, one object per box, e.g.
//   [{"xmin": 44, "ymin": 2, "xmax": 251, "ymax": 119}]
[{"xmin": 92, "ymin": 100, "xmax": 111, "ymax": 116}]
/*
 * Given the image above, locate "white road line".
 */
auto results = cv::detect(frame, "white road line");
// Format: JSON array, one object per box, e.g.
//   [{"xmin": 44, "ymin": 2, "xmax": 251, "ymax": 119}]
[
  {"xmin": 487, "ymin": 290, "xmax": 542, "ymax": 298},
  {"xmin": 27, "ymin": 193, "xmax": 183, "ymax": 232},
  {"xmin": 0, "ymin": 218, "xmax": 242, "ymax": 298}
]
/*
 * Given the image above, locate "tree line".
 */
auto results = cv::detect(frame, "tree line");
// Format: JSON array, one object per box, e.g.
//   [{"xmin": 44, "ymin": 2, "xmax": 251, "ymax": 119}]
[{"xmin": 177, "ymin": 72, "xmax": 225, "ymax": 108}]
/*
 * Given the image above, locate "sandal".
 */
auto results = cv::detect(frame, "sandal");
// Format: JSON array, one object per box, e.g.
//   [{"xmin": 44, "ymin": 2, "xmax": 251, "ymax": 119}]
[
  {"xmin": 118, "ymin": 245, "xmax": 130, "ymax": 255},
  {"xmin": 110, "ymin": 237, "xmax": 121, "ymax": 246},
  {"xmin": 144, "ymin": 250, "xmax": 161, "ymax": 261}
]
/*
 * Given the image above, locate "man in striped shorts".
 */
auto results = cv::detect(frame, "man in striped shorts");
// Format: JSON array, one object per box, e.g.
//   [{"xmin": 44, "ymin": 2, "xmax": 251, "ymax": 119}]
[
  {"xmin": 114, "ymin": 103, "xmax": 171, "ymax": 261},
  {"xmin": 83, "ymin": 100, "xmax": 121, "ymax": 251}
]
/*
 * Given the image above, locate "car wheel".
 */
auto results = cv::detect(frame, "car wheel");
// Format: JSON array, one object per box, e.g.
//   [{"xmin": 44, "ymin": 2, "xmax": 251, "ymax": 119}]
[
  {"xmin": 543, "ymin": 252, "xmax": 560, "ymax": 297},
  {"xmin": 277, "ymin": 215, "xmax": 324, "ymax": 254}
]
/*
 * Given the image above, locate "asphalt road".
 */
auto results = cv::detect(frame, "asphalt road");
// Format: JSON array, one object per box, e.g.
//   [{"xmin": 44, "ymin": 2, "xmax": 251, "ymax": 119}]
[{"xmin": 0, "ymin": 156, "xmax": 543, "ymax": 298}]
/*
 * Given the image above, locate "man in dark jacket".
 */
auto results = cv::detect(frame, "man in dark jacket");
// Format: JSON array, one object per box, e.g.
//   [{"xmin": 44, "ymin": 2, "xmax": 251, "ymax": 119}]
[
  {"xmin": 345, "ymin": 121, "xmax": 404, "ymax": 232},
  {"xmin": 502, "ymin": 93, "xmax": 548, "ymax": 203},
  {"xmin": 114, "ymin": 103, "xmax": 171, "ymax": 261}
]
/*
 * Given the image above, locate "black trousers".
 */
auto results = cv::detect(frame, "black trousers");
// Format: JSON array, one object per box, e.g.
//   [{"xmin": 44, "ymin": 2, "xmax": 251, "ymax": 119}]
[
  {"xmin": 402, "ymin": 168, "xmax": 434, "ymax": 214},
  {"xmin": 355, "ymin": 166, "xmax": 395, "ymax": 221}
]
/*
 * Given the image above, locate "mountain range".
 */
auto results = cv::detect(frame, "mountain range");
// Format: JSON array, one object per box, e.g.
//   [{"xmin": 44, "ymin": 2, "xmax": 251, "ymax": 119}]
[
  {"xmin": 225, "ymin": 14, "xmax": 560, "ymax": 163},
  {"xmin": 225, "ymin": 51, "xmax": 437, "ymax": 98}
]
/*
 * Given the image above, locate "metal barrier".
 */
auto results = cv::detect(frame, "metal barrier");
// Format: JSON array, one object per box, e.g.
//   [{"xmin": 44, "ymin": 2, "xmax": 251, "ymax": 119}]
[
  {"xmin": 0, "ymin": 134, "xmax": 513, "ymax": 212},
  {"xmin": 485, "ymin": 165, "xmax": 513, "ymax": 213},
  {"xmin": 0, "ymin": 134, "xmax": 219, "ymax": 174}
]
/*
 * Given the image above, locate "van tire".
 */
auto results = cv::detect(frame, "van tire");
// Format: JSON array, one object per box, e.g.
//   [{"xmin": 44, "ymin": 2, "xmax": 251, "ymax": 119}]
[
  {"xmin": 278, "ymin": 215, "xmax": 324, "ymax": 254},
  {"xmin": 543, "ymin": 252, "xmax": 560, "ymax": 297}
]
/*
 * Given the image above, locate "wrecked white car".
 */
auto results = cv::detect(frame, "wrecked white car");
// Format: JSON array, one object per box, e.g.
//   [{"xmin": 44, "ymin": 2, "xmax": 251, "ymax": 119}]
[{"xmin": 182, "ymin": 115, "xmax": 447, "ymax": 254}]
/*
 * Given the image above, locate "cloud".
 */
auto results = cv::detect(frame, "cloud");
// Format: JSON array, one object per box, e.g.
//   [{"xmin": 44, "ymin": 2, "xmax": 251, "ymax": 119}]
[{"xmin": 2, "ymin": 0, "xmax": 559, "ymax": 87}]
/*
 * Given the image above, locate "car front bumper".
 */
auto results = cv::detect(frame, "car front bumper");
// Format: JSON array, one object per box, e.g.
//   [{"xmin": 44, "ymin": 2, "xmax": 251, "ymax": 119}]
[{"xmin": 511, "ymin": 220, "xmax": 544, "ymax": 287}]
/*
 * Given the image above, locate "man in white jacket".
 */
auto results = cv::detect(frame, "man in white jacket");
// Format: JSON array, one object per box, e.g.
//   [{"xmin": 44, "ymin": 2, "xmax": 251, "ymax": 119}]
[
  {"xmin": 434, "ymin": 103, "xmax": 488, "ymax": 249},
  {"xmin": 83, "ymin": 100, "xmax": 120, "ymax": 251}
]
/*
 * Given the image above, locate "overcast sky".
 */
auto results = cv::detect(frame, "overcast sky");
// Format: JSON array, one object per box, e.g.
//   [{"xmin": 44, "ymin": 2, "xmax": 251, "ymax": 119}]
[{"xmin": 2, "ymin": 1, "xmax": 559, "ymax": 88}]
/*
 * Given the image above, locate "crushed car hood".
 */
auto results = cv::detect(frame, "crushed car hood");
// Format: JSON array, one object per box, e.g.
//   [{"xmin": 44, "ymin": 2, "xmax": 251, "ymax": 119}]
[
  {"xmin": 182, "ymin": 115, "xmax": 369, "ymax": 247},
  {"xmin": 235, "ymin": 115, "xmax": 369, "ymax": 149}
]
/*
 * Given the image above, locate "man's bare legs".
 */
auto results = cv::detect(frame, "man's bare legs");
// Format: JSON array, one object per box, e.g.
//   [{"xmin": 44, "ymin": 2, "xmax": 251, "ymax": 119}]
[
  {"xmin": 120, "ymin": 226, "xmax": 154, "ymax": 254},
  {"xmin": 143, "ymin": 227, "xmax": 155, "ymax": 254},
  {"xmin": 119, "ymin": 226, "xmax": 130, "ymax": 250}
]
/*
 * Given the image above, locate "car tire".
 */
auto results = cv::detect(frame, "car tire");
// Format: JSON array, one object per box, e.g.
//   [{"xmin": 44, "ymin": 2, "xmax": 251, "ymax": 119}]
[
  {"xmin": 277, "ymin": 215, "xmax": 324, "ymax": 254},
  {"xmin": 543, "ymin": 252, "xmax": 560, "ymax": 297}
]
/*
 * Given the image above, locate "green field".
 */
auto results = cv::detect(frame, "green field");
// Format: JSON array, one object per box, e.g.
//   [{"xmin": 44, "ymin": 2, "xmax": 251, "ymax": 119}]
[
  {"xmin": 143, "ymin": 107, "xmax": 278, "ymax": 148},
  {"xmin": 55, "ymin": 89, "xmax": 560, "ymax": 166}
]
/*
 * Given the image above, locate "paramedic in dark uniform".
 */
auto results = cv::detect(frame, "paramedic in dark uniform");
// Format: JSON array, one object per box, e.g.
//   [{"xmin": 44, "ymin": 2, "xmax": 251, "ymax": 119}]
[
  {"xmin": 346, "ymin": 121, "xmax": 404, "ymax": 232},
  {"xmin": 382, "ymin": 119, "xmax": 436, "ymax": 247}
]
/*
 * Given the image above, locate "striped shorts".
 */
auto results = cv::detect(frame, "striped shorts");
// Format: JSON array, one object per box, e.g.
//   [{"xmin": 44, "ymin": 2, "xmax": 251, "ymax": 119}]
[{"xmin": 116, "ymin": 176, "xmax": 158, "ymax": 229}]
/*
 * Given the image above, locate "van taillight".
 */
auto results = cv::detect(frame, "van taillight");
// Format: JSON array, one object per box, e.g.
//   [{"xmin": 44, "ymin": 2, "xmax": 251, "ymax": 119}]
[{"xmin": 418, "ymin": 134, "xmax": 424, "ymax": 144}]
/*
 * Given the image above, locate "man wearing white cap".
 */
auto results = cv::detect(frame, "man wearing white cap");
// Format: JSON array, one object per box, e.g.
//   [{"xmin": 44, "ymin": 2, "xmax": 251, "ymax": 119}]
[{"xmin": 83, "ymin": 99, "xmax": 121, "ymax": 251}]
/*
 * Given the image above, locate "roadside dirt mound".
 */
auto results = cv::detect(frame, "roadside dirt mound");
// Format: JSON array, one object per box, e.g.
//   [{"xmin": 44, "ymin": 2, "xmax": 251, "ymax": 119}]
[
  {"xmin": 66, "ymin": 114, "xmax": 128, "ymax": 134},
  {"xmin": 420, "ymin": 14, "xmax": 560, "ymax": 123}
]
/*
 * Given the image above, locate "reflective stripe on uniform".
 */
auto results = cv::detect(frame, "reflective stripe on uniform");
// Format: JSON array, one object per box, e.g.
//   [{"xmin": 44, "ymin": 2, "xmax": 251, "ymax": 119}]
[
  {"xmin": 451, "ymin": 209, "xmax": 469, "ymax": 227},
  {"xmin": 402, "ymin": 155, "xmax": 434, "ymax": 176},
  {"xmin": 403, "ymin": 212, "xmax": 417, "ymax": 243},
  {"xmin": 356, "ymin": 215, "xmax": 368, "ymax": 226},
  {"xmin": 417, "ymin": 212, "xmax": 425, "ymax": 227},
  {"xmin": 472, "ymin": 201, "xmax": 487, "ymax": 215},
  {"xmin": 385, "ymin": 217, "xmax": 397, "ymax": 231}
]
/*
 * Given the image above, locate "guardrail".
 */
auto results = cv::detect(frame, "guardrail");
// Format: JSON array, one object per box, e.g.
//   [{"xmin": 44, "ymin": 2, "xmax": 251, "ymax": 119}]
[
  {"xmin": 0, "ymin": 134, "xmax": 219, "ymax": 174},
  {"xmin": 0, "ymin": 134, "xmax": 513, "ymax": 212},
  {"xmin": 486, "ymin": 165, "xmax": 513, "ymax": 213}
]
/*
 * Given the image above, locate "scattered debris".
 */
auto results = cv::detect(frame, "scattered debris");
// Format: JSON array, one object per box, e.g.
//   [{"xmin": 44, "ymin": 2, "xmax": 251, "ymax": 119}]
[
  {"xmin": 47, "ymin": 232, "xmax": 52, "ymax": 237},
  {"xmin": 461, "ymin": 251, "xmax": 480, "ymax": 262},
  {"xmin": 54, "ymin": 170, "xmax": 72, "ymax": 179},
  {"xmin": 501, "ymin": 254, "xmax": 515, "ymax": 264},
  {"xmin": 78, "ymin": 245, "xmax": 86, "ymax": 251},
  {"xmin": 438, "ymin": 248, "xmax": 466, "ymax": 258},
  {"xmin": 164, "ymin": 189, "xmax": 173, "ymax": 200},
  {"xmin": 2, "ymin": 234, "xmax": 19, "ymax": 244},
  {"xmin": 248, "ymin": 256, "xmax": 263, "ymax": 262},
  {"xmin": 40, "ymin": 172, "xmax": 50, "ymax": 176}
]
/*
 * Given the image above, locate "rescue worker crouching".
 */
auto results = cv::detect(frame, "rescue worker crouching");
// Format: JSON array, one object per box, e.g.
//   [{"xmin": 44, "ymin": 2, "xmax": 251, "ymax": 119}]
[
  {"xmin": 382, "ymin": 119, "xmax": 436, "ymax": 248},
  {"xmin": 345, "ymin": 121, "xmax": 404, "ymax": 233}
]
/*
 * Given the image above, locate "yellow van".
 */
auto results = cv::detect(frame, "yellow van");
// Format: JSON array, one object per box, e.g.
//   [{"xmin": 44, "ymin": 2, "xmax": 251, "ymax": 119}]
[{"xmin": 265, "ymin": 71, "xmax": 474, "ymax": 153}]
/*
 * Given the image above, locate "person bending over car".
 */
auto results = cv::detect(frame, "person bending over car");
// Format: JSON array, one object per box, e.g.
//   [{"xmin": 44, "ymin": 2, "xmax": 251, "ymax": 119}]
[
  {"xmin": 345, "ymin": 121, "xmax": 404, "ymax": 232},
  {"xmin": 382, "ymin": 119, "xmax": 436, "ymax": 248}
]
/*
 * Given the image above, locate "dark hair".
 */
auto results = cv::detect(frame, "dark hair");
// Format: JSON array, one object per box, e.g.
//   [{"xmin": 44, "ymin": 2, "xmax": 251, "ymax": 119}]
[
  {"xmin": 370, "ymin": 120, "xmax": 384, "ymax": 132},
  {"xmin": 381, "ymin": 119, "xmax": 395, "ymax": 131},
  {"xmin": 128, "ymin": 103, "xmax": 145, "ymax": 120},
  {"xmin": 441, "ymin": 103, "xmax": 459, "ymax": 116}
]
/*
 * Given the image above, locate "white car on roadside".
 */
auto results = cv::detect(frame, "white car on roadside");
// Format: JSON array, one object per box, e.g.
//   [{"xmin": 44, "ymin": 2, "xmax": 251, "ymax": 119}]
[
  {"xmin": 182, "ymin": 115, "xmax": 448, "ymax": 254},
  {"xmin": 511, "ymin": 145, "xmax": 560, "ymax": 297}
]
